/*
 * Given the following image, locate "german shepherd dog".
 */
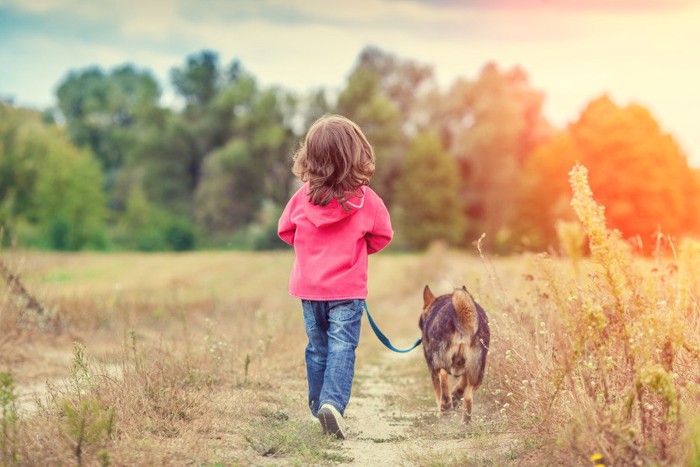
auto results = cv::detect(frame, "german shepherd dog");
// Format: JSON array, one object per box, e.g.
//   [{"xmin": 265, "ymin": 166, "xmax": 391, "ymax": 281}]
[{"xmin": 419, "ymin": 285, "xmax": 490, "ymax": 422}]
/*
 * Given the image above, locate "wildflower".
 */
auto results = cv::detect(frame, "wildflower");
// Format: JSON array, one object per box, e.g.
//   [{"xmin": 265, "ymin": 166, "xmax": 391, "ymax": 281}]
[{"xmin": 589, "ymin": 452, "xmax": 605, "ymax": 466}]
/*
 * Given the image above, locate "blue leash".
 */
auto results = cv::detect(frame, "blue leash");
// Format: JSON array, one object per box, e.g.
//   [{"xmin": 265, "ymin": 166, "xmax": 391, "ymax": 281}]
[{"xmin": 363, "ymin": 303, "xmax": 422, "ymax": 353}]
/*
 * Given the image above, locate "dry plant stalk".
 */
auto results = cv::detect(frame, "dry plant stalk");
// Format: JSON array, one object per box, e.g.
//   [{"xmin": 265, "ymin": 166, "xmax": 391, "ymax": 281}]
[
  {"xmin": 0, "ymin": 256, "xmax": 46, "ymax": 316},
  {"xmin": 542, "ymin": 163, "xmax": 700, "ymax": 464}
]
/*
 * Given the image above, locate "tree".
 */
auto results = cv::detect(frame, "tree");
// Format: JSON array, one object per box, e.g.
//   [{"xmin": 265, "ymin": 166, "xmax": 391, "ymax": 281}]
[
  {"xmin": 194, "ymin": 86, "xmax": 298, "ymax": 238},
  {"xmin": 517, "ymin": 132, "xmax": 581, "ymax": 249},
  {"xmin": 136, "ymin": 52, "xmax": 255, "ymax": 216},
  {"xmin": 0, "ymin": 103, "xmax": 106, "ymax": 249},
  {"xmin": 393, "ymin": 133, "xmax": 465, "ymax": 249},
  {"xmin": 520, "ymin": 95, "xmax": 700, "ymax": 251},
  {"xmin": 112, "ymin": 184, "xmax": 195, "ymax": 251},
  {"xmin": 171, "ymin": 50, "xmax": 241, "ymax": 110},
  {"xmin": 0, "ymin": 104, "xmax": 41, "ymax": 233},
  {"xmin": 353, "ymin": 45, "xmax": 434, "ymax": 118},
  {"xmin": 300, "ymin": 88, "xmax": 332, "ymax": 130},
  {"xmin": 195, "ymin": 139, "xmax": 260, "ymax": 231},
  {"xmin": 432, "ymin": 63, "xmax": 552, "ymax": 248},
  {"xmin": 336, "ymin": 47, "xmax": 434, "ymax": 206},
  {"xmin": 33, "ymin": 134, "xmax": 106, "ymax": 250},
  {"xmin": 121, "ymin": 51, "xmax": 299, "ymax": 244},
  {"xmin": 55, "ymin": 64, "xmax": 162, "ymax": 195}
]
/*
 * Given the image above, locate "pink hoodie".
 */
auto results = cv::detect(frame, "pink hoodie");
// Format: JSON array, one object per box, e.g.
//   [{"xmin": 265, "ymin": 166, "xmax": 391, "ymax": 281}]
[{"xmin": 278, "ymin": 183, "xmax": 393, "ymax": 300}]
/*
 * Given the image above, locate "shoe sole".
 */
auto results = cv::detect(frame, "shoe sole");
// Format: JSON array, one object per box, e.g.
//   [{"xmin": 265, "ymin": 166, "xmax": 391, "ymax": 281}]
[{"xmin": 318, "ymin": 408, "xmax": 345, "ymax": 439}]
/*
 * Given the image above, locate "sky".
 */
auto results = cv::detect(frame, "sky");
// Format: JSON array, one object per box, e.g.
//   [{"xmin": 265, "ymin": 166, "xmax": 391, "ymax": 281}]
[{"xmin": 1, "ymin": 0, "xmax": 700, "ymax": 166}]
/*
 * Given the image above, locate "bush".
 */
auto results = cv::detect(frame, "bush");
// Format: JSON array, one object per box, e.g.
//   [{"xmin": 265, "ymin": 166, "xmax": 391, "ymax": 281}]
[{"xmin": 164, "ymin": 218, "xmax": 196, "ymax": 251}]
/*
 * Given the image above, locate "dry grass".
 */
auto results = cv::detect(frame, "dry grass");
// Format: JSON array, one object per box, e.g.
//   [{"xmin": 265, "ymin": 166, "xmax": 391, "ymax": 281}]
[
  {"xmin": 0, "ymin": 251, "xmax": 323, "ymax": 465},
  {"xmin": 1, "ymin": 175, "xmax": 699, "ymax": 465}
]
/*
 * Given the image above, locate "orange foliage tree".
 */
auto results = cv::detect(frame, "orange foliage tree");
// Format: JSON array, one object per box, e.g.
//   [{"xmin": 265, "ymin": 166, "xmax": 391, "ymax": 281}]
[{"xmin": 519, "ymin": 95, "xmax": 700, "ymax": 251}]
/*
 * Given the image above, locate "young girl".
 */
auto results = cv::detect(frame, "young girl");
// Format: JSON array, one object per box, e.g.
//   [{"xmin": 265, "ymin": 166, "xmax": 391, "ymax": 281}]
[{"xmin": 278, "ymin": 114, "xmax": 393, "ymax": 439}]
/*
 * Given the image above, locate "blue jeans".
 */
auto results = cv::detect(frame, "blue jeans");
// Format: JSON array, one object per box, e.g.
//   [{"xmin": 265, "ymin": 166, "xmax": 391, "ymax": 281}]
[{"xmin": 302, "ymin": 299, "xmax": 364, "ymax": 417}]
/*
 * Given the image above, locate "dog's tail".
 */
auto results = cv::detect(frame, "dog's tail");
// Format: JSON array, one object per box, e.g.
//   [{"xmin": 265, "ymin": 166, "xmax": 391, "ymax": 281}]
[{"xmin": 452, "ymin": 287, "xmax": 478, "ymax": 336}]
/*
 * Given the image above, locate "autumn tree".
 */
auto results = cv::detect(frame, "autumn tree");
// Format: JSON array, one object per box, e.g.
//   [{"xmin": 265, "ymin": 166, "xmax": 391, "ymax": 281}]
[
  {"xmin": 519, "ymin": 95, "xmax": 700, "ymax": 251},
  {"xmin": 517, "ymin": 132, "xmax": 581, "ymax": 248}
]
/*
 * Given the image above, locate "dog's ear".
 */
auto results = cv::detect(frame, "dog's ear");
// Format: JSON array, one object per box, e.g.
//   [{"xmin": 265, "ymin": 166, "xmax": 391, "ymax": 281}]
[{"xmin": 423, "ymin": 285, "xmax": 436, "ymax": 308}]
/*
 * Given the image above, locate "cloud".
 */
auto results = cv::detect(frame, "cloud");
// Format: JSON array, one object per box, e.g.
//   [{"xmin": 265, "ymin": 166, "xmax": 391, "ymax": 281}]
[
  {"xmin": 2, "ymin": 0, "xmax": 700, "ymax": 164},
  {"xmin": 411, "ymin": 0, "xmax": 694, "ymax": 12}
]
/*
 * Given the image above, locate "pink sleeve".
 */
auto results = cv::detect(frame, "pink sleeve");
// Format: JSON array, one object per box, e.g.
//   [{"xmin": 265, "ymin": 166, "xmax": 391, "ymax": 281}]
[
  {"xmin": 367, "ymin": 199, "xmax": 393, "ymax": 254},
  {"xmin": 277, "ymin": 201, "xmax": 296, "ymax": 246}
]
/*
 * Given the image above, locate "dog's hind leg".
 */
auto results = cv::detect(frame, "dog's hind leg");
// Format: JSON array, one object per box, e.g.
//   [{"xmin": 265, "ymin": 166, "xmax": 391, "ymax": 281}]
[
  {"xmin": 462, "ymin": 385, "xmax": 475, "ymax": 423},
  {"xmin": 431, "ymin": 369, "xmax": 452, "ymax": 414},
  {"xmin": 438, "ymin": 369, "xmax": 452, "ymax": 414},
  {"xmin": 430, "ymin": 369, "xmax": 442, "ymax": 414},
  {"xmin": 451, "ymin": 373, "xmax": 468, "ymax": 409}
]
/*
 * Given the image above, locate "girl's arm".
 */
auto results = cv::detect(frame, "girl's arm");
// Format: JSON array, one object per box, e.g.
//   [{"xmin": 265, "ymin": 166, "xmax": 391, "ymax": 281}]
[
  {"xmin": 367, "ymin": 199, "xmax": 393, "ymax": 254},
  {"xmin": 277, "ymin": 201, "xmax": 296, "ymax": 246}
]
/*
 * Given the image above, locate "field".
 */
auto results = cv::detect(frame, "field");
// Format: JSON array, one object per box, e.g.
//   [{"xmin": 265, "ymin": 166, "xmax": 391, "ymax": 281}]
[
  {"xmin": 1, "ymin": 232, "xmax": 699, "ymax": 466},
  {"xmin": 1, "ymin": 172, "xmax": 699, "ymax": 466}
]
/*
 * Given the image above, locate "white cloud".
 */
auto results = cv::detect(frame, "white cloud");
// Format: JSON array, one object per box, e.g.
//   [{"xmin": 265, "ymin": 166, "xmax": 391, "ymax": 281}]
[
  {"xmin": 263, "ymin": 0, "xmax": 469, "ymax": 23},
  {"xmin": 118, "ymin": 0, "xmax": 182, "ymax": 41},
  {"xmin": 3, "ymin": 0, "xmax": 700, "ymax": 164}
]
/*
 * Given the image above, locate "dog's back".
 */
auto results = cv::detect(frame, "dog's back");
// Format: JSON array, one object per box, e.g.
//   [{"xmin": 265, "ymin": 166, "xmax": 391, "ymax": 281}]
[{"xmin": 420, "ymin": 286, "xmax": 490, "ymax": 421}]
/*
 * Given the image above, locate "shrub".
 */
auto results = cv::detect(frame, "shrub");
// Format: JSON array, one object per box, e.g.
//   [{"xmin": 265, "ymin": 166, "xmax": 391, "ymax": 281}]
[{"xmin": 164, "ymin": 218, "xmax": 196, "ymax": 251}]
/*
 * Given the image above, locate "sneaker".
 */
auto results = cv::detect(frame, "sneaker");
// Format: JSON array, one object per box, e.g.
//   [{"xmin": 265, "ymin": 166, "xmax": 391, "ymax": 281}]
[{"xmin": 317, "ymin": 403, "xmax": 347, "ymax": 439}]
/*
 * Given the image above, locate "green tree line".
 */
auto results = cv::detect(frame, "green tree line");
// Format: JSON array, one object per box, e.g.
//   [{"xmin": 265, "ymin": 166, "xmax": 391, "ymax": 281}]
[{"xmin": 1, "ymin": 46, "xmax": 699, "ymax": 252}]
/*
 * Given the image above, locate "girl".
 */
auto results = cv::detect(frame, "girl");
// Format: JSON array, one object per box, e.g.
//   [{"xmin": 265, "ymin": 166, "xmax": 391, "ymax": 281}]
[{"xmin": 278, "ymin": 114, "xmax": 393, "ymax": 439}]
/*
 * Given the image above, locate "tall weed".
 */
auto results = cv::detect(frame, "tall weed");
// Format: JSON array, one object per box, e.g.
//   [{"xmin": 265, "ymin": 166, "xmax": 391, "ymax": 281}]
[
  {"xmin": 0, "ymin": 371, "xmax": 19, "ymax": 465},
  {"xmin": 540, "ymin": 164, "xmax": 700, "ymax": 464}
]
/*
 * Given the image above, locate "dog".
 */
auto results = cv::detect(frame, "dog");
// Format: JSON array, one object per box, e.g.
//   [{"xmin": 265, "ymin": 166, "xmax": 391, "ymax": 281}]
[{"xmin": 419, "ymin": 285, "xmax": 490, "ymax": 422}]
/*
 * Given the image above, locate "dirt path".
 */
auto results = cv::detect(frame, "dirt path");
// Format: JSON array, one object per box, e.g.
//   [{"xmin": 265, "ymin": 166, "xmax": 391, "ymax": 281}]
[
  {"xmin": 339, "ymin": 351, "xmax": 521, "ymax": 466},
  {"xmin": 342, "ymin": 352, "xmax": 417, "ymax": 464},
  {"xmin": 10, "ymin": 348, "xmax": 73, "ymax": 417},
  {"xmin": 12, "ymin": 349, "xmax": 122, "ymax": 418}
]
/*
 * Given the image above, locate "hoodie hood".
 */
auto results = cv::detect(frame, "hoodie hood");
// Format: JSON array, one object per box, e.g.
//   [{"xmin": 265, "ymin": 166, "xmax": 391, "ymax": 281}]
[{"xmin": 302, "ymin": 185, "xmax": 366, "ymax": 228}]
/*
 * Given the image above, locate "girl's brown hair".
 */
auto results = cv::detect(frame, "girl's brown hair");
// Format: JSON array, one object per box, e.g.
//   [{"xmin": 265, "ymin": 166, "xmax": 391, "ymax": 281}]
[{"xmin": 292, "ymin": 114, "xmax": 375, "ymax": 207}]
